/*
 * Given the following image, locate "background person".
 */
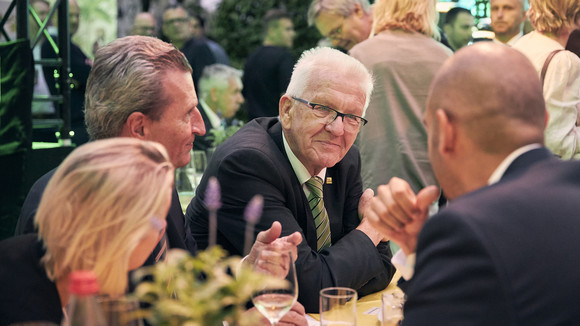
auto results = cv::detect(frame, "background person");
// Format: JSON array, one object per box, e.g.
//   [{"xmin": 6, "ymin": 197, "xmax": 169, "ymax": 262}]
[
  {"xmin": 442, "ymin": 7, "xmax": 475, "ymax": 51},
  {"xmin": 512, "ymin": 0, "xmax": 580, "ymax": 159},
  {"xmin": 350, "ymin": 0, "xmax": 451, "ymax": 195},
  {"xmin": 490, "ymin": 0, "xmax": 527, "ymax": 45},
  {"xmin": 308, "ymin": 0, "xmax": 373, "ymax": 51},
  {"xmin": 195, "ymin": 63, "xmax": 245, "ymax": 151},
  {"xmin": 243, "ymin": 9, "xmax": 296, "ymax": 120},
  {"xmin": 131, "ymin": 12, "xmax": 157, "ymax": 37}
]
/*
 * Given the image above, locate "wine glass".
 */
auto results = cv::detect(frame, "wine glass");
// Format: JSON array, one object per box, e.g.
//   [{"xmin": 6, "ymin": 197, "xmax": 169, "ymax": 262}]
[{"xmin": 251, "ymin": 249, "xmax": 298, "ymax": 326}]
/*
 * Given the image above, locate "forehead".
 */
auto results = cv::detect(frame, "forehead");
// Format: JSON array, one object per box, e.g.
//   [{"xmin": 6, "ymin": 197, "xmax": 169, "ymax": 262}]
[
  {"xmin": 306, "ymin": 69, "xmax": 366, "ymax": 114},
  {"xmin": 314, "ymin": 11, "xmax": 343, "ymax": 36},
  {"xmin": 159, "ymin": 70, "xmax": 197, "ymax": 109},
  {"xmin": 491, "ymin": 0, "xmax": 522, "ymax": 8},
  {"xmin": 164, "ymin": 8, "xmax": 187, "ymax": 19},
  {"xmin": 455, "ymin": 12, "xmax": 474, "ymax": 25}
]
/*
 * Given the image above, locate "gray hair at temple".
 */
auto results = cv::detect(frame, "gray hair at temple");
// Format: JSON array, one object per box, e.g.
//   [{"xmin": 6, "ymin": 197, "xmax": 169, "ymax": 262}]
[
  {"xmin": 285, "ymin": 47, "xmax": 373, "ymax": 116},
  {"xmin": 307, "ymin": 0, "xmax": 371, "ymax": 26},
  {"xmin": 198, "ymin": 63, "xmax": 243, "ymax": 100},
  {"xmin": 84, "ymin": 35, "xmax": 192, "ymax": 141}
]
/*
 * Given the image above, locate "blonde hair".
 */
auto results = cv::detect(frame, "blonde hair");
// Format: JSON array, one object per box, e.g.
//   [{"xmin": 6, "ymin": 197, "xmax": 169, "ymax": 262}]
[
  {"xmin": 528, "ymin": 0, "xmax": 580, "ymax": 34},
  {"xmin": 285, "ymin": 47, "xmax": 373, "ymax": 116},
  {"xmin": 36, "ymin": 138, "xmax": 174, "ymax": 296},
  {"xmin": 372, "ymin": 0, "xmax": 440, "ymax": 39}
]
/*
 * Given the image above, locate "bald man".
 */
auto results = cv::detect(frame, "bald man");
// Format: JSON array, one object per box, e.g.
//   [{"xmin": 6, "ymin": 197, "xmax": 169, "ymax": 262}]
[
  {"xmin": 131, "ymin": 12, "xmax": 157, "ymax": 37},
  {"xmin": 490, "ymin": 0, "xmax": 526, "ymax": 45},
  {"xmin": 367, "ymin": 43, "xmax": 580, "ymax": 324}
]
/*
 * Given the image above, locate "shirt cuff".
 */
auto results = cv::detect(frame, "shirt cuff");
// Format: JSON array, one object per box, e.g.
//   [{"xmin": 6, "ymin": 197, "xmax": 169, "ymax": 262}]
[{"xmin": 392, "ymin": 249, "xmax": 416, "ymax": 280}]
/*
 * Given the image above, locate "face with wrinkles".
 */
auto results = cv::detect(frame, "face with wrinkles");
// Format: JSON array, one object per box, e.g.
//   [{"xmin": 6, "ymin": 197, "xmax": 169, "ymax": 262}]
[
  {"xmin": 280, "ymin": 70, "xmax": 366, "ymax": 175},
  {"xmin": 145, "ymin": 70, "xmax": 205, "ymax": 168}
]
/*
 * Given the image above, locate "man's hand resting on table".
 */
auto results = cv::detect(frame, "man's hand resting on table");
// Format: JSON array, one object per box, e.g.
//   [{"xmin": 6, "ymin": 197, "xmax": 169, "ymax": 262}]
[{"xmin": 365, "ymin": 177, "xmax": 439, "ymax": 255}]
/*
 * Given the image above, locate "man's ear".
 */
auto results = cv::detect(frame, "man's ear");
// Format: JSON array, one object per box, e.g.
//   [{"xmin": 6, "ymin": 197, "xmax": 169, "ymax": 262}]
[
  {"xmin": 353, "ymin": 3, "xmax": 364, "ymax": 18},
  {"xmin": 279, "ymin": 95, "xmax": 294, "ymax": 129},
  {"xmin": 435, "ymin": 109, "xmax": 455, "ymax": 154},
  {"xmin": 209, "ymin": 87, "xmax": 219, "ymax": 103},
  {"xmin": 122, "ymin": 111, "xmax": 147, "ymax": 139}
]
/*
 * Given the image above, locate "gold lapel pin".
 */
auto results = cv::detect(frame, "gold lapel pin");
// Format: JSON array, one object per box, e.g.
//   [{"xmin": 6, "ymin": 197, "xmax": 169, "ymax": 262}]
[{"xmin": 326, "ymin": 177, "xmax": 332, "ymax": 185}]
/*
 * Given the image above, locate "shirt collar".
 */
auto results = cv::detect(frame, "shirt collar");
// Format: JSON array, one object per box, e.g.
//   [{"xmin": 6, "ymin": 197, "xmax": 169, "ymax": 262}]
[
  {"xmin": 487, "ymin": 143, "xmax": 542, "ymax": 185},
  {"xmin": 492, "ymin": 31, "xmax": 523, "ymax": 46},
  {"xmin": 199, "ymin": 99, "xmax": 222, "ymax": 129},
  {"xmin": 282, "ymin": 131, "xmax": 326, "ymax": 185}
]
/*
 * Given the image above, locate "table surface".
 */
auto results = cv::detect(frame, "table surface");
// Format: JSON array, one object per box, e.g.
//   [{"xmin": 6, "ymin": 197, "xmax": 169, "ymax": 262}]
[{"xmin": 307, "ymin": 271, "xmax": 402, "ymax": 325}]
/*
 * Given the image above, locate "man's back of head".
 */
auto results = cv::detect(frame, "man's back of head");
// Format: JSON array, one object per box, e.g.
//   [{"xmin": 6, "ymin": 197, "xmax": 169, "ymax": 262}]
[
  {"xmin": 425, "ymin": 42, "xmax": 546, "ymax": 198},
  {"xmin": 308, "ymin": 0, "xmax": 373, "ymax": 50}
]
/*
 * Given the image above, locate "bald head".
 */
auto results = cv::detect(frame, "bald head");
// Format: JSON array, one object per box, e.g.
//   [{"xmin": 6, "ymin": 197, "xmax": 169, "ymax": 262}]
[{"xmin": 427, "ymin": 42, "xmax": 545, "ymax": 154}]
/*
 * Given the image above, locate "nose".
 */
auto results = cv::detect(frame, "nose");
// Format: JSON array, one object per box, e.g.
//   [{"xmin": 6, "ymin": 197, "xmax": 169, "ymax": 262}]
[
  {"xmin": 192, "ymin": 107, "xmax": 206, "ymax": 136},
  {"xmin": 325, "ymin": 116, "xmax": 345, "ymax": 136}
]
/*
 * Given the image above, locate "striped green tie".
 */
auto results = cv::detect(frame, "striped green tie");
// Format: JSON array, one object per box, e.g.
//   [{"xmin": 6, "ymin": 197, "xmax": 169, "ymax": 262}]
[{"xmin": 305, "ymin": 176, "xmax": 331, "ymax": 251}]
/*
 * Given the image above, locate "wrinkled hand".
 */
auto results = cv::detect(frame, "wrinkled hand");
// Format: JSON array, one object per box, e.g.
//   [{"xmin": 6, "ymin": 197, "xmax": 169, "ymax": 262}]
[
  {"xmin": 366, "ymin": 177, "xmax": 439, "ymax": 255},
  {"xmin": 248, "ymin": 301, "xmax": 307, "ymax": 326},
  {"xmin": 246, "ymin": 221, "xmax": 302, "ymax": 270}
]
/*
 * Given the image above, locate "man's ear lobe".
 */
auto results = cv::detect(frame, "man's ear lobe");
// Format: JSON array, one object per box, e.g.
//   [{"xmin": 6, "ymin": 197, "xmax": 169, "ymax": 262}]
[
  {"xmin": 124, "ymin": 111, "xmax": 147, "ymax": 138},
  {"xmin": 436, "ymin": 109, "xmax": 455, "ymax": 153},
  {"xmin": 279, "ymin": 95, "xmax": 294, "ymax": 128}
]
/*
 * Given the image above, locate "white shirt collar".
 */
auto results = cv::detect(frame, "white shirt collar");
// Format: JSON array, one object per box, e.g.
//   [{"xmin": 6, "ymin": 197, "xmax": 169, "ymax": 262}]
[
  {"xmin": 282, "ymin": 131, "xmax": 326, "ymax": 185},
  {"xmin": 487, "ymin": 143, "xmax": 542, "ymax": 185},
  {"xmin": 199, "ymin": 99, "xmax": 222, "ymax": 129},
  {"xmin": 492, "ymin": 31, "xmax": 523, "ymax": 46}
]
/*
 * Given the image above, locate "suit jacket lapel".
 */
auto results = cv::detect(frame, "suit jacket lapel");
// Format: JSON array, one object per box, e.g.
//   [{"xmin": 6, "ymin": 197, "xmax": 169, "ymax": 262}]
[{"xmin": 266, "ymin": 119, "xmax": 318, "ymax": 249}]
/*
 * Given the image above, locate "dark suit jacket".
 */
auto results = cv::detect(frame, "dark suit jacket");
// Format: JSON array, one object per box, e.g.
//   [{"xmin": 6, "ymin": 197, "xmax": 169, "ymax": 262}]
[
  {"xmin": 0, "ymin": 234, "xmax": 62, "ymax": 324},
  {"xmin": 15, "ymin": 169, "xmax": 197, "ymax": 263},
  {"xmin": 403, "ymin": 148, "xmax": 580, "ymax": 325},
  {"xmin": 186, "ymin": 117, "xmax": 395, "ymax": 312},
  {"xmin": 192, "ymin": 103, "xmax": 214, "ymax": 153}
]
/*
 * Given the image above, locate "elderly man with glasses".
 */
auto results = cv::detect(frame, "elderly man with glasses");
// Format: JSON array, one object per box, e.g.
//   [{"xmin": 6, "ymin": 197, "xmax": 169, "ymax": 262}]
[
  {"xmin": 186, "ymin": 47, "xmax": 396, "ymax": 313},
  {"xmin": 308, "ymin": 0, "xmax": 374, "ymax": 51}
]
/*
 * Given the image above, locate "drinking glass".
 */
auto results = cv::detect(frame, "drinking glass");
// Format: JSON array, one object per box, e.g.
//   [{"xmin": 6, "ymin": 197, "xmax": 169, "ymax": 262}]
[
  {"xmin": 191, "ymin": 150, "xmax": 207, "ymax": 189},
  {"xmin": 251, "ymin": 250, "xmax": 298, "ymax": 325},
  {"xmin": 319, "ymin": 287, "xmax": 357, "ymax": 326},
  {"xmin": 97, "ymin": 296, "xmax": 144, "ymax": 326},
  {"xmin": 381, "ymin": 291, "xmax": 405, "ymax": 326}
]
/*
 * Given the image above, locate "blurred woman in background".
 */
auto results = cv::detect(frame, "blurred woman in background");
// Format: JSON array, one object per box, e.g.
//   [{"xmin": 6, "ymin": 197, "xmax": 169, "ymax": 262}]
[{"xmin": 513, "ymin": 0, "xmax": 580, "ymax": 159}]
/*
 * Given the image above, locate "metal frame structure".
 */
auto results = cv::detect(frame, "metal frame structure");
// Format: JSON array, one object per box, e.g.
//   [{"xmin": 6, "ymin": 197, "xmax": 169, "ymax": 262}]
[{"xmin": 1, "ymin": 0, "xmax": 72, "ymax": 146}]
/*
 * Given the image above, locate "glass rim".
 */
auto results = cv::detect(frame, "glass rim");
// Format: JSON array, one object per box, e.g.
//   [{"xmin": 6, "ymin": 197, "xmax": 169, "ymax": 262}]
[{"xmin": 319, "ymin": 286, "xmax": 357, "ymax": 298}]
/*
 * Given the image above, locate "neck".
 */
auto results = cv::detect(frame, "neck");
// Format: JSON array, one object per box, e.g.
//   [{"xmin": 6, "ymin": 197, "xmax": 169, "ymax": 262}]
[
  {"xmin": 496, "ymin": 31, "xmax": 518, "ymax": 44},
  {"xmin": 542, "ymin": 28, "xmax": 572, "ymax": 47},
  {"xmin": 56, "ymin": 274, "xmax": 71, "ymax": 308}
]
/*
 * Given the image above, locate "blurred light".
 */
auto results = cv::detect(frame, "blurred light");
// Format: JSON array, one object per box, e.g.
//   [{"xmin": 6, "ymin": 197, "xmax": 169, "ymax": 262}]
[
  {"xmin": 472, "ymin": 30, "xmax": 495, "ymax": 39},
  {"xmin": 437, "ymin": 2, "xmax": 457, "ymax": 13}
]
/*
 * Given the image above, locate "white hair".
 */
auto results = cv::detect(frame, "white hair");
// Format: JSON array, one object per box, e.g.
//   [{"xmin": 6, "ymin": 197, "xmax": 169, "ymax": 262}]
[
  {"xmin": 285, "ymin": 47, "xmax": 373, "ymax": 116},
  {"xmin": 198, "ymin": 64, "xmax": 243, "ymax": 100}
]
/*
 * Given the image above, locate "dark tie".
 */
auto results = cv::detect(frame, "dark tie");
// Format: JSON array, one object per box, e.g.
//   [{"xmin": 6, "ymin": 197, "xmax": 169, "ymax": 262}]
[{"xmin": 305, "ymin": 176, "xmax": 331, "ymax": 251}]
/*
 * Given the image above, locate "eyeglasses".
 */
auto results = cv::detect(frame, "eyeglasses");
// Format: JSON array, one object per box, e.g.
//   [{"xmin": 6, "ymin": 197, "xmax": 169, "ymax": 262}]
[
  {"xmin": 327, "ymin": 17, "xmax": 345, "ymax": 40},
  {"xmin": 163, "ymin": 17, "xmax": 189, "ymax": 25},
  {"xmin": 292, "ymin": 97, "xmax": 367, "ymax": 132}
]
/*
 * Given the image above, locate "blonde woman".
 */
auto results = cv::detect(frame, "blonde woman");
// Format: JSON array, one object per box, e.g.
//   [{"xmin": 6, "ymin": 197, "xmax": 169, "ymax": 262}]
[
  {"xmin": 513, "ymin": 0, "xmax": 580, "ymax": 159},
  {"xmin": 349, "ymin": 0, "xmax": 452, "ymax": 194},
  {"xmin": 0, "ymin": 138, "xmax": 174, "ymax": 324}
]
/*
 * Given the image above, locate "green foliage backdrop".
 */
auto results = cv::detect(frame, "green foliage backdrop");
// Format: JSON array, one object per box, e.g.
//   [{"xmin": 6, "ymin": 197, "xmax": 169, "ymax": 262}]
[{"xmin": 209, "ymin": 0, "xmax": 322, "ymax": 69}]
